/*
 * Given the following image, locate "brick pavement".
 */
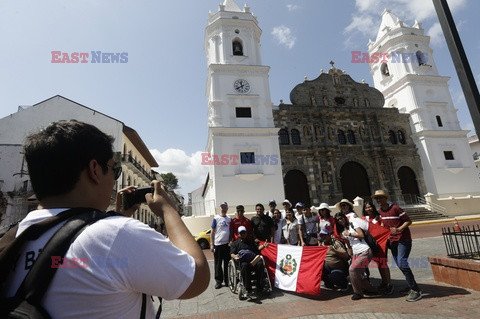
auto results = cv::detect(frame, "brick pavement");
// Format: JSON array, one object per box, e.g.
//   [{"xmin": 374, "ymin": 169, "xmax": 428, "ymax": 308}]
[{"xmin": 162, "ymin": 236, "xmax": 480, "ymax": 319}]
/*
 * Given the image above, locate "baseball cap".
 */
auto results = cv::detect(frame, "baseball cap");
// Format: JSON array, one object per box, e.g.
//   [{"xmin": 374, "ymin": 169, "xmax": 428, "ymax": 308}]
[
  {"xmin": 269, "ymin": 200, "xmax": 276, "ymax": 205},
  {"xmin": 220, "ymin": 201, "xmax": 228, "ymax": 207},
  {"xmin": 238, "ymin": 226, "xmax": 247, "ymax": 233},
  {"xmin": 295, "ymin": 202, "xmax": 304, "ymax": 207}
]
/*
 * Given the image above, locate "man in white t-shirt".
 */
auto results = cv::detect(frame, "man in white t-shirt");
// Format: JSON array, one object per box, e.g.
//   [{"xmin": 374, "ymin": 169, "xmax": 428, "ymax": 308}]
[
  {"xmin": 210, "ymin": 202, "xmax": 231, "ymax": 289},
  {"xmin": 1, "ymin": 120, "xmax": 209, "ymax": 318}
]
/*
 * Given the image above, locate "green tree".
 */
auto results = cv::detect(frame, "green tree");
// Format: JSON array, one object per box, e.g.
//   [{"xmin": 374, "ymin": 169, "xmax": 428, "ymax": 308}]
[{"xmin": 160, "ymin": 172, "xmax": 179, "ymax": 190}]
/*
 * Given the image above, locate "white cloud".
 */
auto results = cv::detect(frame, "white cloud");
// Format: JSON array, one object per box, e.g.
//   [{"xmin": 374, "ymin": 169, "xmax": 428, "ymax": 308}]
[
  {"xmin": 427, "ymin": 22, "xmax": 444, "ymax": 45},
  {"xmin": 149, "ymin": 148, "xmax": 208, "ymax": 195},
  {"xmin": 286, "ymin": 4, "xmax": 299, "ymax": 11},
  {"xmin": 355, "ymin": 0, "xmax": 380, "ymax": 13},
  {"xmin": 345, "ymin": 0, "xmax": 467, "ymax": 46},
  {"xmin": 344, "ymin": 14, "xmax": 377, "ymax": 37},
  {"xmin": 271, "ymin": 25, "xmax": 296, "ymax": 49}
]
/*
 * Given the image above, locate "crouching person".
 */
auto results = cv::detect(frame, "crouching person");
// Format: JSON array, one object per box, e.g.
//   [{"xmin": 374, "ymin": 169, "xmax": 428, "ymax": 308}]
[
  {"xmin": 319, "ymin": 229, "xmax": 350, "ymax": 291},
  {"xmin": 230, "ymin": 226, "xmax": 268, "ymax": 299}
]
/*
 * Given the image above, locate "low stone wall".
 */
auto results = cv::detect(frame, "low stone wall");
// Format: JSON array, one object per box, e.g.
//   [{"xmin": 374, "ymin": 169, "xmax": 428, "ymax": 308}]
[
  {"xmin": 182, "ymin": 212, "xmax": 258, "ymax": 236},
  {"xmin": 425, "ymin": 194, "xmax": 480, "ymax": 215},
  {"xmin": 428, "ymin": 255, "xmax": 480, "ymax": 291}
]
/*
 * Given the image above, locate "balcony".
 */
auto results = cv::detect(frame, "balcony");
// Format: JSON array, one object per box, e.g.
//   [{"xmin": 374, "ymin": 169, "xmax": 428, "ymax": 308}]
[{"xmin": 122, "ymin": 154, "xmax": 156, "ymax": 182}]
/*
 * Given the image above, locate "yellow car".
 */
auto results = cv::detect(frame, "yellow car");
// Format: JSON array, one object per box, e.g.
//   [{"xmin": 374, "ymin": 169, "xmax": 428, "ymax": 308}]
[{"xmin": 194, "ymin": 229, "xmax": 211, "ymax": 249}]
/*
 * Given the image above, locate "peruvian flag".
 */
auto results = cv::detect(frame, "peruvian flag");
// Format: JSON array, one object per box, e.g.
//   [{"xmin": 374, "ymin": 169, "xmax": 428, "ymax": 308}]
[
  {"xmin": 367, "ymin": 222, "xmax": 390, "ymax": 256},
  {"xmin": 261, "ymin": 243, "xmax": 328, "ymax": 296}
]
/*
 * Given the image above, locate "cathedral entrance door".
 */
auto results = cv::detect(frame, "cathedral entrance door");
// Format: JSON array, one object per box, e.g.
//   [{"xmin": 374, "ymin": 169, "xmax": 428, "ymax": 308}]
[
  {"xmin": 398, "ymin": 166, "xmax": 420, "ymax": 204},
  {"xmin": 284, "ymin": 170, "xmax": 311, "ymax": 206},
  {"xmin": 340, "ymin": 161, "xmax": 371, "ymax": 201}
]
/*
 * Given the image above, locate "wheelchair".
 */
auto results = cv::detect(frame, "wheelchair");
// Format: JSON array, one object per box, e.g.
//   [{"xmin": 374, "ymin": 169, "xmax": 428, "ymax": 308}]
[{"xmin": 228, "ymin": 255, "xmax": 272, "ymax": 300}]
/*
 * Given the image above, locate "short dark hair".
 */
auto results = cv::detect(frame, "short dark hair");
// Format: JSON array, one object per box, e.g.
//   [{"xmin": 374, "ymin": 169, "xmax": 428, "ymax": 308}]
[
  {"xmin": 255, "ymin": 203, "xmax": 264, "ymax": 210},
  {"xmin": 24, "ymin": 120, "xmax": 114, "ymax": 200},
  {"xmin": 236, "ymin": 205, "xmax": 244, "ymax": 210}
]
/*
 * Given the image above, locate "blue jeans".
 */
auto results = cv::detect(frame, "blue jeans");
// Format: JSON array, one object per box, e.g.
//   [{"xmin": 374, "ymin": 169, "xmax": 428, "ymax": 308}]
[
  {"xmin": 322, "ymin": 264, "xmax": 348, "ymax": 288},
  {"xmin": 389, "ymin": 241, "xmax": 419, "ymax": 291}
]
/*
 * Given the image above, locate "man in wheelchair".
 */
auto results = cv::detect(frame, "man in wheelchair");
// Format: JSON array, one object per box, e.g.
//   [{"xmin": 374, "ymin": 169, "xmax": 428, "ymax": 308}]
[{"xmin": 230, "ymin": 226, "xmax": 268, "ymax": 299}]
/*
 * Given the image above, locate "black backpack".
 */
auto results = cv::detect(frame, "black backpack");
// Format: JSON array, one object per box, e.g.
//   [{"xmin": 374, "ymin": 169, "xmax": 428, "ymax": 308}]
[
  {"xmin": 0, "ymin": 208, "xmax": 115, "ymax": 318},
  {"xmin": 349, "ymin": 222, "xmax": 379, "ymax": 254}
]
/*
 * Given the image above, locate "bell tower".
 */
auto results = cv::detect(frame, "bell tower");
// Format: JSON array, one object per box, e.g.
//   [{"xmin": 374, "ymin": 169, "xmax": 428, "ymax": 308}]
[
  {"xmin": 368, "ymin": 9, "xmax": 480, "ymax": 197},
  {"xmin": 202, "ymin": 0, "xmax": 285, "ymax": 214}
]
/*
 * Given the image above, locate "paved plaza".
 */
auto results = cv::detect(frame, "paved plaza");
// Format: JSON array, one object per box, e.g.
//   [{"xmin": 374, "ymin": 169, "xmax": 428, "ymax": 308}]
[{"xmin": 161, "ymin": 234, "xmax": 480, "ymax": 319}]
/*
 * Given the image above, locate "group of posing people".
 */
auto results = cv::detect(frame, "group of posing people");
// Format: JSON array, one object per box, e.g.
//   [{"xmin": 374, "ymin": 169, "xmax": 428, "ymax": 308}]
[{"xmin": 210, "ymin": 191, "xmax": 422, "ymax": 302}]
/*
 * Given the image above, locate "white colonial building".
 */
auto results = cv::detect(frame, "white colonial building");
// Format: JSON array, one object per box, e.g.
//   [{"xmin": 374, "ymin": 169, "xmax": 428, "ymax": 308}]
[
  {"xmin": 199, "ymin": 0, "xmax": 285, "ymax": 215},
  {"xmin": 368, "ymin": 10, "xmax": 480, "ymax": 203},
  {"xmin": 0, "ymin": 95, "xmax": 162, "ymax": 229}
]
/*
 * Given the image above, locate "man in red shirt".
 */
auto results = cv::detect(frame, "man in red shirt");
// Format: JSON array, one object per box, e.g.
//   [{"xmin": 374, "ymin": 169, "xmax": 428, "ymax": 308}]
[
  {"xmin": 372, "ymin": 190, "xmax": 421, "ymax": 302},
  {"xmin": 230, "ymin": 205, "xmax": 252, "ymax": 241}
]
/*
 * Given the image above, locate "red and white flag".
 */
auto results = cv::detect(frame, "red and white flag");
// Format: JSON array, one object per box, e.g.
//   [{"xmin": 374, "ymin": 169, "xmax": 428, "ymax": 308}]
[{"xmin": 261, "ymin": 243, "xmax": 328, "ymax": 296}]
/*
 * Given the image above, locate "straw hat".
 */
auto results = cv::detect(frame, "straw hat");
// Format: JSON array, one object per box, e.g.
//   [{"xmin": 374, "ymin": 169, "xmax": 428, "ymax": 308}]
[
  {"xmin": 335, "ymin": 199, "xmax": 354, "ymax": 210},
  {"xmin": 371, "ymin": 190, "xmax": 389, "ymax": 199}
]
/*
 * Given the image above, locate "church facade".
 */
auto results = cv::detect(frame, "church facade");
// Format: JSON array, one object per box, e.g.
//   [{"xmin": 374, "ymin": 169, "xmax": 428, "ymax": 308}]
[{"xmin": 273, "ymin": 65, "xmax": 426, "ymax": 206}]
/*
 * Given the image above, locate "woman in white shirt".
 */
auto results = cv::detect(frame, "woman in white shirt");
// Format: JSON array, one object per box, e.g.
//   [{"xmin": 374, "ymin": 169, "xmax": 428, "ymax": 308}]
[{"xmin": 335, "ymin": 212, "xmax": 377, "ymax": 300}]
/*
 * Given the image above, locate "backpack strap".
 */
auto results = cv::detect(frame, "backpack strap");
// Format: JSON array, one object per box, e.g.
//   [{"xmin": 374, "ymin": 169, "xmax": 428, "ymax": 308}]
[
  {"xmin": 15, "ymin": 209, "xmax": 113, "ymax": 304},
  {"xmin": 0, "ymin": 207, "xmax": 100, "ymax": 285}
]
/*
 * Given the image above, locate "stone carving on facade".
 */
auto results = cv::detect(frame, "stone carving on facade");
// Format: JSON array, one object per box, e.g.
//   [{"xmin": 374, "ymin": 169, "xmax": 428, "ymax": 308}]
[
  {"xmin": 303, "ymin": 125, "xmax": 311, "ymax": 137},
  {"xmin": 364, "ymin": 98, "xmax": 370, "ymax": 107},
  {"xmin": 328, "ymin": 125, "xmax": 336, "ymax": 141},
  {"xmin": 359, "ymin": 123, "xmax": 368, "ymax": 142},
  {"xmin": 322, "ymin": 171, "xmax": 331, "ymax": 183},
  {"xmin": 315, "ymin": 124, "xmax": 324, "ymax": 141},
  {"xmin": 322, "ymin": 95, "xmax": 328, "ymax": 106},
  {"xmin": 353, "ymin": 98, "xmax": 359, "ymax": 107}
]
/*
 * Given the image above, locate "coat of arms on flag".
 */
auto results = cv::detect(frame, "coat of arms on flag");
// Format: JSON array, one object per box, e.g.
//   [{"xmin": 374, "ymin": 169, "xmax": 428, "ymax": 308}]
[
  {"xmin": 261, "ymin": 243, "xmax": 328, "ymax": 296},
  {"xmin": 279, "ymin": 254, "xmax": 297, "ymax": 276}
]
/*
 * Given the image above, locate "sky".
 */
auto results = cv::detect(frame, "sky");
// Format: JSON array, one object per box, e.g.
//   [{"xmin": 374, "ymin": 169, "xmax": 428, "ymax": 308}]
[{"xmin": 1, "ymin": 0, "xmax": 479, "ymax": 198}]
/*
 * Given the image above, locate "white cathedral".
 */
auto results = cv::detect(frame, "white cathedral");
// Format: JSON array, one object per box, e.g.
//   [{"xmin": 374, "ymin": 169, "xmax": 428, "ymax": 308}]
[{"xmin": 193, "ymin": 1, "xmax": 480, "ymax": 216}]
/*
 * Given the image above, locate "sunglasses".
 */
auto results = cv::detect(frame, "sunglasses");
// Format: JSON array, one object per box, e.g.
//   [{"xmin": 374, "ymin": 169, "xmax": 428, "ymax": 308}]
[{"xmin": 108, "ymin": 163, "xmax": 122, "ymax": 180}]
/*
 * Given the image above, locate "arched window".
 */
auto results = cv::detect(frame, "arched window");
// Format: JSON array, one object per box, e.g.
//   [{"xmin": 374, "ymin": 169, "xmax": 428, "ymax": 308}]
[
  {"xmin": 337, "ymin": 130, "xmax": 347, "ymax": 145},
  {"xmin": 232, "ymin": 39, "xmax": 243, "ymax": 56},
  {"xmin": 436, "ymin": 115, "xmax": 443, "ymax": 127},
  {"xmin": 416, "ymin": 51, "xmax": 428, "ymax": 66},
  {"xmin": 279, "ymin": 129, "xmax": 290, "ymax": 145},
  {"xmin": 398, "ymin": 130, "xmax": 406, "ymax": 144},
  {"xmin": 347, "ymin": 130, "xmax": 356, "ymax": 144},
  {"xmin": 389, "ymin": 130, "xmax": 398, "ymax": 144},
  {"xmin": 291, "ymin": 129, "xmax": 301, "ymax": 145},
  {"xmin": 381, "ymin": 63, "xmax": 390, "ymax": 76}
]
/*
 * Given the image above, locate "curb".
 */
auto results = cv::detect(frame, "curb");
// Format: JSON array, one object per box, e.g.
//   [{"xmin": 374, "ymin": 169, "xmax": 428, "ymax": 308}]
[{"xmin": 411, "ymin": 215, "xmax": 480, "ymax": 226}]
